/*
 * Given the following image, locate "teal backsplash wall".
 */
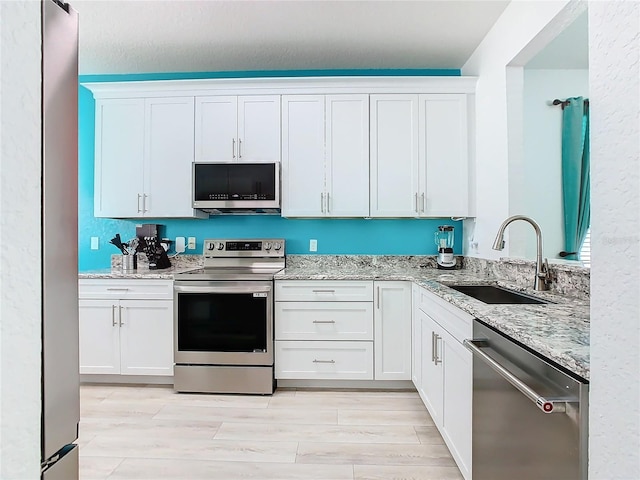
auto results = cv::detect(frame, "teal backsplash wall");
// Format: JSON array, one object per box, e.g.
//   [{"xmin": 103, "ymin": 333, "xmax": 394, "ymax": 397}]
[{"xmin": 78, "ymin": 69, "xmax": 463, "ymax": 271}]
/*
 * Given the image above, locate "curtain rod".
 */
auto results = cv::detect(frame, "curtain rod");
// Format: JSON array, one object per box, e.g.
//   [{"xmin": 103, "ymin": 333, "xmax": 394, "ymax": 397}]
[{"xmin": 552, "ymin": 98, "xmax": 590, "ymax": 110}]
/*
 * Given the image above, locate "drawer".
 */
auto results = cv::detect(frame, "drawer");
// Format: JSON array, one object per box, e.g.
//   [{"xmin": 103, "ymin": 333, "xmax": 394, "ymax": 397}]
[
  {"xmin": 416, "ymin": 286, "xmax": 473, "ymax": 343},
  {"xmin": 78, "ymin": 279, "xmax": 173, "ymax": 300},
  {"xmin": 275, "ymin": 280, "xmax": 373, "ymax": 302},
  {"xmin": 275, "ymin": 341, "xmax": 373, "ymax": 380},
  {"xmin": 275, "ymin": 302, "xmax": 373, "ymax": 341}
]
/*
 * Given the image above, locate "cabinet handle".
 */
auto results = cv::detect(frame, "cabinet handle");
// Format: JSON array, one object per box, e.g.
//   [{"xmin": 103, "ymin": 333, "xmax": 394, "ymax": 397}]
[
  {"xmin": 312, "ymin": 289, "xmax": 335, "ymax": 293},
  {"xmin": 143, "ymin": 194, "xmax": 148, "ymax": 213},
  {"xmin": 415, "ymin": 193, "xmax": 419, "ymax": 213},
  {"xmin": 376, "ymin": 286, "xmax": 380, "ymax": 309},
  {"xmin": 232, "ymin": 138, "xmax": 236, "ymax": 159},
  {"xmin": 119, "ymin": 305, "xmax": 124, "ymax": 326},
  {"xmin": 111, "ymin": 305, "xmax": 117, "ymax": 326},
  {"xmin": 320, "ymin": 193, "xmax": 325, "ymax": 213},
  {"xmin": 137, "ymin": 194, "xmax": 142, "ymax": 213},
  {"xmin": 421, "ymin": 193, "xmax": 425, "ymax": 213},
  {"xmin": 326, "ymin": 192, "xmax": 330, "ymax": 213},
  {"xmin": 313, "ymin": 359, "xmax": 335, "ymax": 364},
  {"xmin": 107, "ymin": 288, "xmax": 129, "ymax": 291},
  {"xmin": 238, "ymin": 138, "xmax": 242, "ymax": 158},
  {"xmin": 434, "ymin": 333, "xmax": 442, "ymax": 365},
  {"xmin": 431, "ymin": 331, "xmax": 436, "ymax": 362},
  {"xmin": 312, "ymin": 320, "xmax": 336, "ymax": 324}
]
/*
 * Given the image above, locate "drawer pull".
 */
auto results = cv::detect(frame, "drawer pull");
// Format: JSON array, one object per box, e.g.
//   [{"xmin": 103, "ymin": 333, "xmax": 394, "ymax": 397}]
[
  {"xmin": 107, "ymin": 288, "xmax": 130, "ymax": 291},
  {"xmin": 313, "ymin": 359, "xmax": 336, "ymax": 364},
  {"xmin": 312, "ymin": 320, "xmax": 336, "ymax": 324},
  {"xmin": 312, "ymin": 289, "xmax": 335, "ymax": 293}
]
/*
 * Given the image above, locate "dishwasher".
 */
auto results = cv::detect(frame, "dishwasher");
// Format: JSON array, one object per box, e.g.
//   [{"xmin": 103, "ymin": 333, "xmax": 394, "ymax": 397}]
[{"xmin": 464, "ymin": 319, "xmax": 589, "ymax": 480}]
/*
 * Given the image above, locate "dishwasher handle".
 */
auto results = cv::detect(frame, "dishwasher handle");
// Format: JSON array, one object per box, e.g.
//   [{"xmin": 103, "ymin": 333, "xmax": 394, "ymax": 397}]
[{"xmin": 464, "ymin": 339, "xmax": 573, "ymax": 414}]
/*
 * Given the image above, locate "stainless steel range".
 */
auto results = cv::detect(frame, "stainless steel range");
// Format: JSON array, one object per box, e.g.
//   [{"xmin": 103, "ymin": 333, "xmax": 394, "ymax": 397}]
[{"xmin": 173, "ymin": 238, "xmax": 285, "ymax": 394}]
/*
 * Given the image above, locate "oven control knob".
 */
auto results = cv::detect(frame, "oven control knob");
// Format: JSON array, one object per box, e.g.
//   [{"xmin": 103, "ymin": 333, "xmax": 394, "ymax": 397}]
[
  {"xmin": 217, "ymin": 242, "xmax": 225, "ymax": 250},
  {"xmin": 264, "ymin": 242, "xmax": 272, "ymax": 250},
  {"xmin": 274, "ymin": 242, "xmax": 282, "ymax": 251},
  {"xmin": 207, "ymin": 242, "xmax": 215, "ymax": 250}
]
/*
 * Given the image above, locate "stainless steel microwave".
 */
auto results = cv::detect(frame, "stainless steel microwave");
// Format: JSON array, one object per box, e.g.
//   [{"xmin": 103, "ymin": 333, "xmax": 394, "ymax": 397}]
[{"xmin": 192, "ymin": 162, "xmax": 280, "ymax": 213}]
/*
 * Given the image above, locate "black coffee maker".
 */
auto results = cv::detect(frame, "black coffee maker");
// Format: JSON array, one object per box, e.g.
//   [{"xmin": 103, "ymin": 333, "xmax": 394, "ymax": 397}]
[{"xmin": 136, "ymin": 224, "xmax": 171, "ymax": 270}]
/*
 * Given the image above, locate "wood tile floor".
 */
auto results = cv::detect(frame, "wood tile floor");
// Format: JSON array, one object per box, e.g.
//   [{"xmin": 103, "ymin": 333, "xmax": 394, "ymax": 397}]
[{"xmin": 79, "ymin": 385, "xmax": 463, "ymax": 480}]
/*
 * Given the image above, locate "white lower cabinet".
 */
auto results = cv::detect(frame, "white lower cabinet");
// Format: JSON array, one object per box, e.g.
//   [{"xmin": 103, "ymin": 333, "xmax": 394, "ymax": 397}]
[
  {"xmin": 413, "ymin": 285, "xmax": 473, "ymax": 480},
  {"xmin": 275, "ymin": 280, "xmax": 412, "ymax": 382},
  {"xmin": 275, "ymin": 280, "xmax": 374, "ymax": 380},
  {"xmin": 78, "ymin": 279, "xmax": 174, "ymax": 377},
  {"xmin": 374, "ymin": 281, "xmax": 412, "ymax": 380}
]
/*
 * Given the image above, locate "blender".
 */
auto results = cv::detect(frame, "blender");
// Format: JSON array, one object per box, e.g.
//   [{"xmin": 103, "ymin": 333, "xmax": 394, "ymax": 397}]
[{"xmin": 434, "ymin": 226, "xmax": 456, "ymax": 269}]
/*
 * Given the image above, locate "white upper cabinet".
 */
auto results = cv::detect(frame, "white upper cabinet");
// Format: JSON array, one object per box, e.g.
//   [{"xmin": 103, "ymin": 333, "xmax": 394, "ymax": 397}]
[
  {"xmin": 281, "ymin": 95, "xmax": 326, "ymax": 217},
  {"xmin": 370, "ymin": 93, "xmax": 470, "ymax": 218},
  {"xmin": 325, "ymin": 95, "xmax": 369, "ymax": 217},
  {"xmin": 282, "ymin": 94, "xmax": 369, "ymax": 217},
  {"xmin": 94, "ymin": 99, "xmax": 145, "ymax": 218},
  {"xmin": 419, "ymin": 94, "xmax": 469, "ymax": 217},
  {"xmin": 370, "ymin": 94, "xmax": 420, "ymax": 217},
  {"xmin": 195, "ymin": 95, "xmax": 281, "ymax": 163},
  {"xmin": 145, "ymin": 97, "xmax": 200, "ymax": 217},
  {"xmin": 94, "ymin": 97, "xmax": 205, "ymax": 218}
]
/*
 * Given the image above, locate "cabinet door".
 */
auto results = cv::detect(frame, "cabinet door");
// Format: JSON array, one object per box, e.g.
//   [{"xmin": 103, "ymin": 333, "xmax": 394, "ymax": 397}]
[
  {"xmin": 144, "ymin": 97, "xmax": 200, "ymax": 217},
  {"xmin": 419, "ymin": 94, "xmax": 469, "ymax": 217},
  {"xmin": 373, "ymin": 281, "xmax": 412, "ymax": 380},
  {"xmin": 79, "ymin": 299, "xmax": 120, "ymax": 374},
  {"xmin": 237, "ymin": 95, "xmax": 281, "ymax": 162},
  {"xmin": 419, "ymin": 310, "xmax": 443, "ymax": 426},
  {"xmin": 194, "ymin": 96, "xmax": 237, "ymax": 162},
  {"xmin": 440, "ymin": 328, "xmax": 472, "ymax": 479},
  {"xmin": 281, "ymin": 95, "xmax": 326, "ymax": 217},
  {"xmin": 411, "ymin": 285, "xmax": 422, "ymax": 390},
  {"xmin": 119, "ymin": 300, "xmax": 174, "ymax": 376},
  {"xmin": 325, "ymin": 95, "xmax": 370, "ymax": 217},
  {"xmin": 94, "ymin": 99, "xmax": 145, "ymax": 218},
  {"xmin": 370, "ymin": 94, "xmax": 419, "ymax": 217}
]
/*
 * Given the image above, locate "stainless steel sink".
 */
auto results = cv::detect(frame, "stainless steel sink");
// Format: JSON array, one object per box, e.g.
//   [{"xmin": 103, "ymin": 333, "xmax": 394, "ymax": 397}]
[{"xmin": 448, "ymin": 285, "xmax": 550, "ymax": 305}]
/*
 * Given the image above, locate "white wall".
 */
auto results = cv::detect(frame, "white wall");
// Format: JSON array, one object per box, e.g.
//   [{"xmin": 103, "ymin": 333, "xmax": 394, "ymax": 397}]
[
  {"xmin": 588, "ymin": 1, "xmax": 640, "ymax": 477},
  {"xmin": 461, "ymin": 0, "xmax": 578, "ymax": 258},
  {"xmin": 0, "ymin": 2, "xmax": 43, "ymax": 479},
  {"xmin": 519, "ymin": 68, "xmax": 589, "ymax": 260}
]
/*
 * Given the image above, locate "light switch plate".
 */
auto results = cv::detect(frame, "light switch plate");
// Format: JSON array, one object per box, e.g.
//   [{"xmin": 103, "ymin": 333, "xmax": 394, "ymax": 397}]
[
  {"xmin": 187, "ymin": 237, "xmax": 196, "ymax": 250},
  {"xmin": 90, "ymin": 237, "xmax": 99, "ymax": 250},
  {"xmin": 309, "ymin": 239, "xmax": 318, "ymax": 252}
]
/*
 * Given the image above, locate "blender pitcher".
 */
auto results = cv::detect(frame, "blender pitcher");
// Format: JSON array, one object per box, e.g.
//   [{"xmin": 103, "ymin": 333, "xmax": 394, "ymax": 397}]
[{"xmin": 434, "ymin": 226, "xmax": 456, "ymax": 269}]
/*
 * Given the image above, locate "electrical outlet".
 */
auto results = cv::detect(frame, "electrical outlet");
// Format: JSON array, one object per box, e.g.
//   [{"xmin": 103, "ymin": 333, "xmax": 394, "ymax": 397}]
[
  {"xmin": 309, "ymin": 239, "xmax": 318, "ymax": 252},
  {"xmin": 90, "ymin": 237, "xmax": 99, "ymax": 250},
  {"xmin": 187, "ymin": 237, "xmax": 196, "ymax": 250}
]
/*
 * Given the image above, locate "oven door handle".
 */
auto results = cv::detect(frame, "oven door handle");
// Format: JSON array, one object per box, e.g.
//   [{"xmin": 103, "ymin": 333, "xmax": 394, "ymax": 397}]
[{"xmin": 174, "ymin": 284, "xmax": 272, "ymax": 294}]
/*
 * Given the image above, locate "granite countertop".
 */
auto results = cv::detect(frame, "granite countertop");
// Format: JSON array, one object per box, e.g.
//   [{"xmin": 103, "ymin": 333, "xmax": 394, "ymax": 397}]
[
  {"xmin": 276, "ymin": 262, "xmax": 590, "ymax": 381},
  {"xmin": 78, "ymin": 265, "xmax": 196, "ymax": 280},
  {"xmin": 79, "ymin": 254, "xmax": 590, "ymax": 381}
]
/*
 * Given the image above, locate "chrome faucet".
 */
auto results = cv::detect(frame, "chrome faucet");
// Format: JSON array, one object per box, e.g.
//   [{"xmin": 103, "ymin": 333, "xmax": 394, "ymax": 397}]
[{"xmin": 492, "ymin": 215, "xmax": 552, "ymax": 291}]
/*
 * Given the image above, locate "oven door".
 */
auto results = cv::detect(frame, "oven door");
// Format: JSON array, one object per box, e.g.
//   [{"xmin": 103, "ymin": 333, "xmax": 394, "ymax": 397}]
[{"xmin": 174, "ymin": 281, "xmax": 273, "ymax": 366}]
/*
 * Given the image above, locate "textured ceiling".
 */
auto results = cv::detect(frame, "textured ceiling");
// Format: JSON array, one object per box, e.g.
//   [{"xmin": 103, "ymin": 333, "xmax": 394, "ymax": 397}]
[{"xmin": 73, "ymin": 0, "xmax": 511, "ymax": 75}]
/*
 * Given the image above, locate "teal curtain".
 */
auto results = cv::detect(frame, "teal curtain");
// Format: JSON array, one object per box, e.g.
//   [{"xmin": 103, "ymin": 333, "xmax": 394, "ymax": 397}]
[{"xmin": 561, "ymin": 97, "xmax": 590, "ymax": 260}]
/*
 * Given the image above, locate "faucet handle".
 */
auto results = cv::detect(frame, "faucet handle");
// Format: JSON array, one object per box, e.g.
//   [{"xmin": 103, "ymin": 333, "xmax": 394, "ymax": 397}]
[{"xmin": 539, "ymin": 259, "xmax": 552, "ymax": 283}]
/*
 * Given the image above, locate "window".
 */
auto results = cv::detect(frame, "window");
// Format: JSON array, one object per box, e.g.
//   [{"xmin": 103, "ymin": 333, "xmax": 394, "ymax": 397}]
[{"xmin": 579, "ymin": 228, "xmax": 591, "ymax": 267}]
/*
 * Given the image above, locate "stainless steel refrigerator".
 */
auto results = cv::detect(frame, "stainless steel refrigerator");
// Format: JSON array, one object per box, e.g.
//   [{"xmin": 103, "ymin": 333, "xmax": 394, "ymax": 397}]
[{"xmin": 40, "ymin": 1, "xmax": 80, "ymax": 478}]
